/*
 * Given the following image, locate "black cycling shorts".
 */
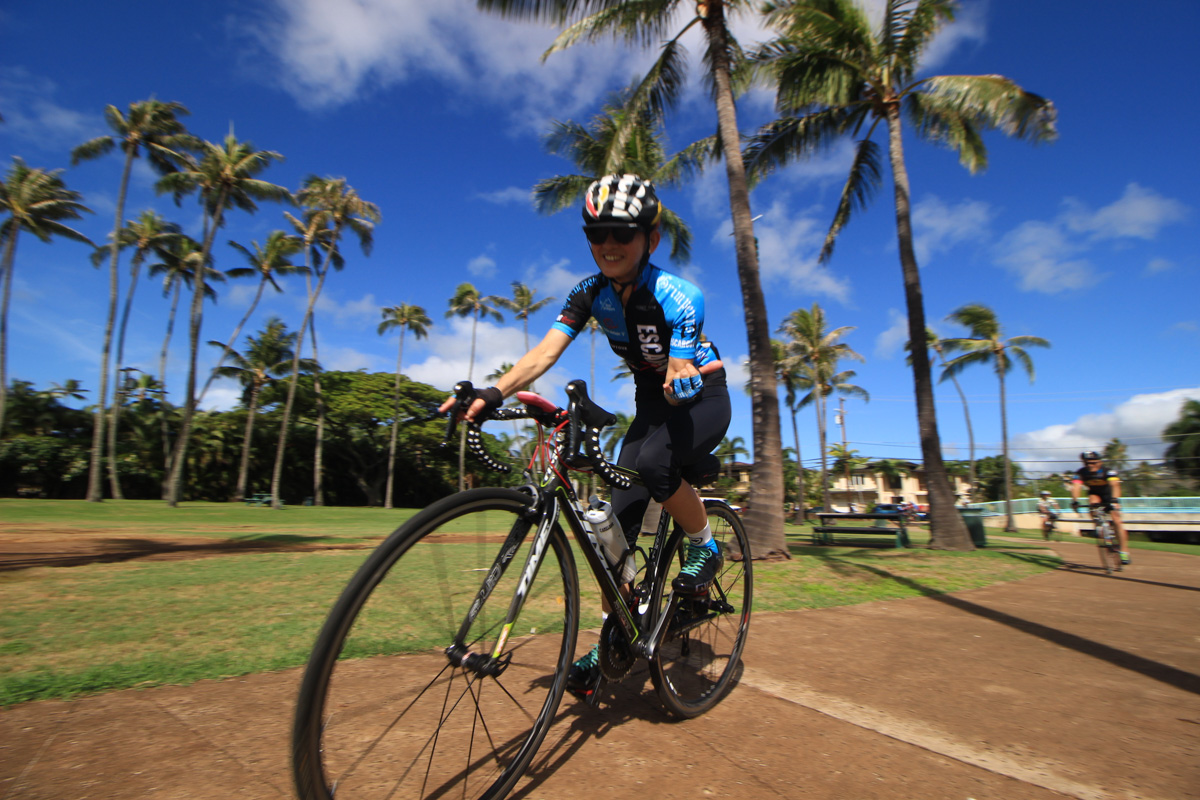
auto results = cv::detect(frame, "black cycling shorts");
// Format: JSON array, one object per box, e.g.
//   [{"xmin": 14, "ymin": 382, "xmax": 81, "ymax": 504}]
[{"xmin": 611, "ymin": 373, "xmax": 730, "ymax": 544}]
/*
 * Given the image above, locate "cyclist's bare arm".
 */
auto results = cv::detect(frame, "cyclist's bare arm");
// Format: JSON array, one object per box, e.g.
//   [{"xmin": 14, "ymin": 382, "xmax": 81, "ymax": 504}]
[{"xmin": 438, "ymin": 329, "xmax": 573, "ymax": 420}]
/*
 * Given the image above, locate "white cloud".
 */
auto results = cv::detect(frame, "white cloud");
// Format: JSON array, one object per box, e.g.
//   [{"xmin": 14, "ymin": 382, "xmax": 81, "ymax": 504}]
[
  {"xmin": 406, "ymin": 316, "xmax": 529, "ymax": 390},
  {"xmin": 1063, "ymin": 183, "xmax": 1190, "ymax": 241},
  {"xmin": 716, "ymin": 197, "xmax": 852, "ymax": 302},
  {"xmin": 201, "ymin": 384, "xmax": 243, "ymax": 412},
  {"xmin": 1012, "ymin": 387, "xmax": 1200, "ymax": 473},
  {"xmin": 322, "ymin": 345, "xmax": 384, "ymax": 372},
  {"xmin": 468, "ymin": 254, "xmax": 497, "ymax": 278},
  {"xmin": 476, "ymin": 187, "xmax": 533, "ymax": 207},
  {"xmin": 315, "ymin": 292, "xmax": 381, "ymax": 326},
  {"xmin": 1145, "ymin": 258, "xmax": 1174, "ymax": 275},
  {"xmin": 993, "ymin": 219, "xmax": 1101, "ymax": 294},
  {"xmin": 874, "ymin": 309, "xmax": 909, "ymax": 359},
  {"xmin": 522, "ymin": 257, "xmax": 587, "ymax": 300},
  {"xmin": 993, "ymin": 183, "xmax": 1189, "ymax": 294},
  {"xmin": 911, "ymin": 195, "xmax": 993, "ymax": 265},
  {"xmin": 245, "ymin": 0, "xmax": 671, "ymax": 131},
  {"xmin": 0, "ymin": 67, "xmax": 103, "ymax": 152}
]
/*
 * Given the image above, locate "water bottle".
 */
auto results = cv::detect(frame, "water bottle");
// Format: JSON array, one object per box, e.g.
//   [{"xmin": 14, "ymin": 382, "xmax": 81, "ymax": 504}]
[{"xmin": 583, "ymin": 496, "xmax": 635, "ymax": 582}]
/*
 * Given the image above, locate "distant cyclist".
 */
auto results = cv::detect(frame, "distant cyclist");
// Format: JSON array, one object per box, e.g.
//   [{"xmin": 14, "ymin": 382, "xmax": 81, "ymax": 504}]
[
  {"xmin": 1036, "ymin": 490, "xmax": 1059, "ymax": 541},
  {"xmin": 1070, "ymin": 451, "xmax": 1131, "ymax": 564},
  {"xmin": 439, "ymin": 174, "xmax": 731, "ymax": 697}
]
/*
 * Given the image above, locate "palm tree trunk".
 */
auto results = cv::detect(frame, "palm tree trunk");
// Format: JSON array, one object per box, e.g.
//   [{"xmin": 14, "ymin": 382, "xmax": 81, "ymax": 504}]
[
  {"xmin": 999, "ymin": 363, "xmax": 1015, "ymax": 531},
  {"xmin": 385, "ymin": 330, "xmax": 405, "ymax": 509},
  {"xmin": 309, "ymin": 312, "xmax": 326, "ymax": 506},
  {"xmin": 159, "ymin": 280, "xmax": 181, "ymax": 498},
  {"xmin": 885, "ymin": 105, "xmax": 971, "ymax": 549},
  {"xmin": 0, "ymin": 232, "xmax": 19, "ymax": 438},
  {"xmin": 790, "ymin": 407, "xmax": 804, "ymax": 524},
  {"xmin": 107, "ymin": 259, "xmax": 144, "ymax": 501},
  {"xmin": 945, "ymin": 370, "xmax": 977, "ymax": 499},
  {"xmin": 272, "ymin": 235, "xmax": 338, "ymax": 510},
  {"xmin": 199, "ymin": 278, "xmax": 266, "ymax": 405},
  {"xmin": 704, "ymin": 3, "xmax": 787, "ymax": 559},
  {"xmin": 167, "ymin": 199, "xmax": 228, "ymax": 507},
  {"xmin": 817, "ymin": 393, "xmax": 830, "ymax": 511},
  {"xmin": 90, "ymin": 151, "xmax": 135, "ymax": 501},
  {"xmin": 234, "ymin": 383, "xmax": 261, "ymax": 502}
]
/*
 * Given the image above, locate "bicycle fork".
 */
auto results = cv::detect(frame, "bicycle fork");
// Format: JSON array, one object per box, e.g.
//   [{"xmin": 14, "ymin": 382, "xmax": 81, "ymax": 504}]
[{"xmin": 445, "ymin": 499, "xmax": 555, "ymax": 679}]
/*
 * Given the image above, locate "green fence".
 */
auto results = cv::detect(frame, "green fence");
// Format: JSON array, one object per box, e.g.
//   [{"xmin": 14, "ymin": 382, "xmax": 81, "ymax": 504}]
[{"xmin": 966, "ymin": 497, "xmax": 1200, "ymax": 516}]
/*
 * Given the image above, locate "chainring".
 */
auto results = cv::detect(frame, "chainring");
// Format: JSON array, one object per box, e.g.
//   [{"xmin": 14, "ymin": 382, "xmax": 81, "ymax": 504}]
[{"xmin": 598, "ymin": 614, "xmax": 636, "ymax": 681}]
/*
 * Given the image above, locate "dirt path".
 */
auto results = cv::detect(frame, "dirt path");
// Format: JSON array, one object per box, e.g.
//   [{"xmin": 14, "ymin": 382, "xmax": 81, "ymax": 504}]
[{"xmin": 1, "ymin": 540, "xmax": 1197, "ymax": 800}]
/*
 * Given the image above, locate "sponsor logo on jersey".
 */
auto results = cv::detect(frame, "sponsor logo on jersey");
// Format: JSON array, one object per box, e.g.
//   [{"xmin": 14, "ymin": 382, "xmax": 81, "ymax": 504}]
[{"xmin": 636, "ymin": 323, "xmax": 668, "ymax": 369}]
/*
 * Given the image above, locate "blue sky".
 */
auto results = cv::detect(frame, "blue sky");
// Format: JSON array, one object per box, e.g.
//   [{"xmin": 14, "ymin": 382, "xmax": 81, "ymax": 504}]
[{"xmin": 2, "ymin": 0, "xmax": 1198, "ymax": 480}]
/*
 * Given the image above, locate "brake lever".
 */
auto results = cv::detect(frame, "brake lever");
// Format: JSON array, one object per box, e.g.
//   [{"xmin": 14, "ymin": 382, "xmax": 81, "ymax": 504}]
[{"xmin": 443, "ymin": 380, "xmax": 476, "ymax": 445}]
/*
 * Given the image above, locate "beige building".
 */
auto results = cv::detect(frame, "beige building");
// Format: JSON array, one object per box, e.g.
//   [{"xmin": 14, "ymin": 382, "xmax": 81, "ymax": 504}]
[{"xmin": 711, "ymin": 460, "xmax": 971, "ymax": 512}]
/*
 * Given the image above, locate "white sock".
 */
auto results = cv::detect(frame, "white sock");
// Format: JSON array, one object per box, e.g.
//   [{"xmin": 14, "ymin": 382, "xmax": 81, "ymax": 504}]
[{"xmin": 686, "ymin": 523, "xmax": 713, "ymax": 548}]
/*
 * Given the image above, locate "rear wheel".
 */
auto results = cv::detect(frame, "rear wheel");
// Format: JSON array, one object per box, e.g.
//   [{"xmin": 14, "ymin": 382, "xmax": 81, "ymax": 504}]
[
  {"xmin": 1097, "ymin": 519, "xmax": 1119, "ymax": 575},
  {"xmin": 292, "ymin": 488, "xmax": 579, "ymax": 800},
  {"xmin": 649, "ymin": 500, "xmax": 752, "ymax": 718}
]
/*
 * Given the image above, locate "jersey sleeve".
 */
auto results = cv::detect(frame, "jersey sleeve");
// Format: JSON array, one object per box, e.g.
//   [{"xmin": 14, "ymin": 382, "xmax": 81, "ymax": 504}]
[
  {"xmin": 550, "ymin": 276, "xmax": 598, "ymax": 341},
  {"xmin": 656, "ymin": 273, "xmax": 704, "ymax": 360}
]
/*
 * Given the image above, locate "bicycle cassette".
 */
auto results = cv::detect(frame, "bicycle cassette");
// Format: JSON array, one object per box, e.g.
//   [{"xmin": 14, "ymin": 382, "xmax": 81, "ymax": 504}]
[{"xmin": 598, "ymin": 614, "xmax": 636, "ymax": 681}]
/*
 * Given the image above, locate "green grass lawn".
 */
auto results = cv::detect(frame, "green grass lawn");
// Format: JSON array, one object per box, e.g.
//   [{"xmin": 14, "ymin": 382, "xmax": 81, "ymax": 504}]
[{"xmin": 0, "ymin": 498, "xmax": 1163, "ymax": 707}]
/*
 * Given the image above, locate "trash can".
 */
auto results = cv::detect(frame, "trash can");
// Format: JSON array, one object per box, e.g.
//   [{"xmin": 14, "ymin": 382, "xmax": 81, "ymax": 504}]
[{"xmin": 958, "ymin": 507, "xmax": 987, "ymax": 547}]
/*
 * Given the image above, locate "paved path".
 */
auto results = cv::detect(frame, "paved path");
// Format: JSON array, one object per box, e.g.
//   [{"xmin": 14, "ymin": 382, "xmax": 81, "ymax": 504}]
[{"xmin": 1, "ymin": 540, "xmax": 1197, "ymax": 800}]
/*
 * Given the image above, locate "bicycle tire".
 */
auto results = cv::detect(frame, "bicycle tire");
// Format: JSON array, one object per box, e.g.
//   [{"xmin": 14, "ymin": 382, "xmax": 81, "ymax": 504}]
[
  {"xmin": 293, "ymin": 487, "xmax": 579, "ymax": 800},
  {"xmin": 649, "ymin": 500, "xmax": 752, "ymax": 718},
  {"xmin": 1096, "ymin": 517, "xmax": 1118, "ymax": 575}
]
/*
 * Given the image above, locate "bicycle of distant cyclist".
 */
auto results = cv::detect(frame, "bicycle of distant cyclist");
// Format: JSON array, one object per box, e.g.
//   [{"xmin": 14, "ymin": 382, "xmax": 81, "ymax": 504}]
[
  {"xmin": 292, "ymin": 379, "xmax": 753, "ymax": 800},
  {"xmin": 1041, "ymin": 510, "xmax": 1059, "ymax": 542},
  {"xmin": 1087, "ymin": 502, "xmax": 1122, "ymax": 575}
]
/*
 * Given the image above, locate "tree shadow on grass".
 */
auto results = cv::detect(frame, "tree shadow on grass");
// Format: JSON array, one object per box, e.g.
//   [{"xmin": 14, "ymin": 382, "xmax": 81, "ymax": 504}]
[
  {"xmin": 828, "ymin": 556, "xmax": 1200, "ymax": 697},
  {"xmin": 0, "ymin": 534, "xmax": 378, "ymax": 571}
]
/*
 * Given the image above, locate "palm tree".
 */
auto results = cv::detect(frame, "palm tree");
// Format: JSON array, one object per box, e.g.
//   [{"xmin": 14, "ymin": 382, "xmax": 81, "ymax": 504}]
[
  {"xmin": 1102, "ymin": 438, "xmax": 1128, "ymax": 475},
  {"xmin": 828, "ymin": 442, "xmax": 868, "ymax": 507},
  {"xmin": 746, "ymin": 0, "xmax": 1056, "ymax": 549},
  {"xmin": 71, "ymin": 100, "xmax": 196, "ymax": 501},
  {"xmin": 534, "ymin": 83, "xmax": 705, "ymax": 262},
  {"xmin": 95, "ymin": 211, "xmax": 183, "ymax": 499},
  {"xmin": 208, "ymin": 318, "xmax": 315, "ymax": 502},
  {"xmin": 155, "ymin": 132, "xmax": 290, "ymax": 506},
  {"xmin": 270, "ymin": 176, "xmax": 379, "ymax": 509},
  {"xmin": 778, "ymin": 303, "xmax": 867, "ymax": 512},
  {"xmin": 1164, "ymin": 399, "xmax": 1200, "ymax": 482},
  {"xmin": 446, "ymin": 282, "xmax": 504, "ymax": 491},
  {"xmin": 774, "ymin": 338, "xmax": 813, "ymax": 522},
  {"xmin": 0, "ymin": 158, "xmax": 92, "ymax": 438},
  {"xmin": 199, "ymin": 230, "xmax": 305, "ymax": 405},
  {"xmin": 489, "ymin": 281, "xmax": 555, "ymax": 392},
  {"xmin": 873, "ymin": 458, "xmax": 911, "ymax": 504},
  {"xmin": 716, "ymin": 435, "xmax": 750, "ymax": 480},
  {"xmin": 146, "ymin": 234, "xmax": 220, "ymax": 492},
  {"xmin": 377, "ymin": 303, "xmax": 431, "ymax": 509},
  {"xmin": 940, "ymin": 303, "xmax": 1050, "ymax": 531},
  {"xmin": 478, "ymin": 0, "xmax": 787, "ymax": 559},
  {"xmin": 907, "ymin": 326, "xmax": 976, "ymax": 499}
]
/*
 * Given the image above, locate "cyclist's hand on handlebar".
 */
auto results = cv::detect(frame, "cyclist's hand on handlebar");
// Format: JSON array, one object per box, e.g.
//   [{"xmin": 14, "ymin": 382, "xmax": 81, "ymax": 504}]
[{"xmin": 437, "ymin": 383, "xmax": 503, "ymax": 423}]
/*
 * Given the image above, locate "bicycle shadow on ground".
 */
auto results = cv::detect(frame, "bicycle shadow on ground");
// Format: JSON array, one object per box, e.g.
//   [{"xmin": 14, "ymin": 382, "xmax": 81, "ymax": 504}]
[
  {"xmin": 512, "ymin": 658, "xmax": 746, "ymax": 800},
  {"xmin": 1056, "ymin": 556, "xmax": 1200, "ymax": 593},
  {"xmin": 826, "ymin": 556, "xmax": 1200, "ymax": 697}
]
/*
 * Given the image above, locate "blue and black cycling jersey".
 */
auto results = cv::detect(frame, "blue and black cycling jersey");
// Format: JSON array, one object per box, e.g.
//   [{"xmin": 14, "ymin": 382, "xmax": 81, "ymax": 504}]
[
  {"xmin": 551, "ymin": 263, "xmax": 721, "ymax": 389},
  {"xmin": 1073, "ymin": 465, "xmax": 1119, "ymax": 499}
]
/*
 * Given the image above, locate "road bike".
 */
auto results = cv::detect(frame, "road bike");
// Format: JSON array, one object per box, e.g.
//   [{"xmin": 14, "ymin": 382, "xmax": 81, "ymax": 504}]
[
  {"xmin": 292, "ymin": 379, "xmax": 753, "ymax": 800},
  {"xmin": 1087, "ymin": 502, "xmax": 1122, "ymax": 575}
]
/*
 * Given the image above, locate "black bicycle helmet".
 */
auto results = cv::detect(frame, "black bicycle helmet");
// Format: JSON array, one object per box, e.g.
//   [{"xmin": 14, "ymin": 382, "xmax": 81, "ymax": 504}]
[
  {"xmin": 1080, "ymin": 451, "xmax": 1101, "ymax": 461},
  {"xmin": 582, "ymin": 174, "xmax": 662, "ymax": 229}
]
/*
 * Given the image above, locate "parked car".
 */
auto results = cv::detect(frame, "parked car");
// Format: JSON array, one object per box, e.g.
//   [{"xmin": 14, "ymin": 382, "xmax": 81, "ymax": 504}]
[{"xmin": 871, "ymin": 503, "xmax": 905, "ymax": 516}]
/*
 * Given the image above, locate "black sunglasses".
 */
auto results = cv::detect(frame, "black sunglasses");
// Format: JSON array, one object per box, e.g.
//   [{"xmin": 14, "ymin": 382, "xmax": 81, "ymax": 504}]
[{"xmin": 583, "ymin": 225, "xmax": 640, "ymax": 245}]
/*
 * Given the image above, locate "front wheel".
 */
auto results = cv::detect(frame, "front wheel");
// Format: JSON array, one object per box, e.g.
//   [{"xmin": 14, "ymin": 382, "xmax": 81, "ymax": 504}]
[
  {"xmin": 292, "ymin": 488, "xmax": 579, "ymax": 800},
  {"xmin": 649, "ymin": 500, "xmax": 752, "ymax": 718}
]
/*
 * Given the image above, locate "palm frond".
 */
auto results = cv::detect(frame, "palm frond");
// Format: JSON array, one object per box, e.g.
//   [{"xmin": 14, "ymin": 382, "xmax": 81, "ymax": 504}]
[
  {"xmin": 893, "ymin": 0, "xmax": 956, "ymax": 78},
  {"xmin": 819, "ymin": 136, "xmax": 882, "ymax": 263},
  {"xmin": 939, "ymin": 348, "xmax": 991, "ymax": 382}
]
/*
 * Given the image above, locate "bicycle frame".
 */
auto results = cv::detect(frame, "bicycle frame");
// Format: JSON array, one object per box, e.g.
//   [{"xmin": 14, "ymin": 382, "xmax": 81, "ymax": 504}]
[{"xmin": 445, "ymin": 383, "xmax": 688, "ymax": 676}]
